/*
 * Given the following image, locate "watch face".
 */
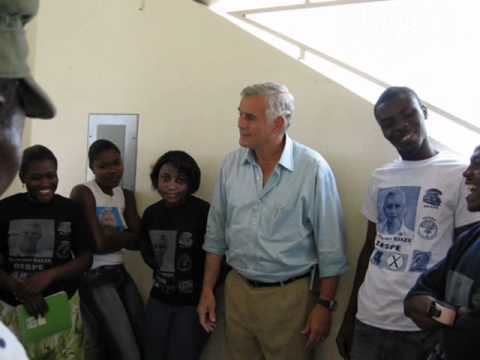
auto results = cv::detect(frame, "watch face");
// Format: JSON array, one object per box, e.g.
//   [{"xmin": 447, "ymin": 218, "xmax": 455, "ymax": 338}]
[
  {"xmin": 318, "ymin": 298, "xmax": 337, "ymax": 311},
  {"xmin": 428, "ymin": 302, "xmax": 442, "ymax": 318}
]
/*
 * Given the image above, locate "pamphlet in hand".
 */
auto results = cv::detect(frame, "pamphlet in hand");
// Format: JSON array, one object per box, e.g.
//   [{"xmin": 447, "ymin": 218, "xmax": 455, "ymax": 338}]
[{"xmin": 16, "ymin": 291, "xmax": 72, "ymax": 343}]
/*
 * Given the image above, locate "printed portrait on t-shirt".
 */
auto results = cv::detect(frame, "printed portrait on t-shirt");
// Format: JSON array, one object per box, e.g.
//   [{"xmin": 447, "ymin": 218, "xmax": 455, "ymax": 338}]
[
  {"xmin": 371, "ymin": 187, "xmax": 421, "ymax": 273},
  {"xmin": 377, "ymin": 187, "xmax": 419, "ymax": 238},
  {"xmin": 96, "ymin": 207, "xmax": 125, "ymax": 231},
  {"xmin": 8, "ymin": 219, "xmax": 55, "ymax": 258},
  {"xmin": 149, "ymin": 230, "xmax": 176, "ymax": 273}
]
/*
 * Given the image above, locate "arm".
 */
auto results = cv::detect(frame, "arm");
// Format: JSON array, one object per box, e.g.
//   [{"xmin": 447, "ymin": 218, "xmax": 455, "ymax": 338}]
[
  {"xmin": 304, "ymin": 162, "xmax": 348, "ymax": 348},
  {"xmin": 122, "ymin": 189, "xmax": 141, "ymax": 250},
  {"xmin": 197, "ymin": 162, "xmax": 228, "ymax": 332},
  {"xmin": 139, "ymin": 207, "xmax": 156, "ymax": 269},
  {"xmin": 18, "ymin": 202, "xmax": 93, "ymax": 315},
  {"xmin": 336, "ymin": 221, "xmax": 376, "ymax": 359},
  {"xmin": 404, "ymin": 239, "xmax": 458, "ymax": 330},
  {"xmin": 404, "ymin": 263, "xmax": 448, "ymax": 329},
  {"xmin": 303, "ymin": 275, "xmax": 339, "ymax": 347},
  {"xmin": 197, "ymin": 252, "xmax": 223, "ymax": 333},
  {"xmin": 22, "ymin": 252, "xmax": 91, "ymax": 294},
  {"xmin": 70, "ymin": 185, "xmax": 137, "ymax": 253},
  {"xmin": 0, "ymin": 270, "xmax": 47, "ymax": 316},
  {"xmin": 1, "ymin": 253, "xmax": 92, "ymax": 317}
]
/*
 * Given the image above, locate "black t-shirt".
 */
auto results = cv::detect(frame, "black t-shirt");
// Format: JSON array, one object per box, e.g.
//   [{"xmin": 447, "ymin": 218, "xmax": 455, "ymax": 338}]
[
  {"xmin": 141, "ymin": 195, "xmax": 210, "ymax": 306},
  {"xmin": 0, "ymin": 193, "xmax": 91, "ymax": 304}
]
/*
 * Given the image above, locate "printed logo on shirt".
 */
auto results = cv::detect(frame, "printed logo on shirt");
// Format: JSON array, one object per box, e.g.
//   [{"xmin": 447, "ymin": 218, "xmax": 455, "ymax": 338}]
[
  {"xmin": 178, "ymin": 280, "xmax": 194, "ymax": 294},
  {"xmin": 409, "ymin": 250, "xmax": 431, "ymax": 272},
  {"xmin": 385, "ymin": 252, "xmax": 408, "ymax": 271},
  {"xmin": 57, "ymin": 222, "xmax": 71, "ymax": 236},
  {"xmin": 177, "ymin": 254, "xmax": 192, "ymax": 272},
  {"xmin": 11, "ymin": 271, "xmax": 29, "ymax": 281},
  {"xmin": 96, "ymin": 207, "xmax": 125, "ymax": 231},
  {"xmin": 158, "ymin": 282, "xmax": 177, "ymax": 295},
  {"xmin": 422, "ymin": 188, "xmax": 442, "ymax": 208},
  {"xmin": 371, "ymin": 249, "xmax": 384, "ymax": 266},
  {"xmin": 418, "ymin": 217, "xmax": 438, "ymax": 240},
  {"xmin": 370, "ymin": 249, "xmax": 408, "ymax": 272},
  {"xmin": 149, "ymin": 230, "xmax": 177, "ymax": 274},
  {"xmin": 375, "ymin": 240, "xmax": 401, "ymax": 252},
  {"xmin": 55, "ymin": 240, "xmax": 72, "ymax": 259},
  {"xmin": 178, "ymin": 232, "xmax": 193, "ymax": 248},
  {"xmin": 8, "ymin": 219, "xmax": 55, "ymax": 260},
  {"xmin": 377, "ymin": 187, "xmax": 419, "ymax": 239}
]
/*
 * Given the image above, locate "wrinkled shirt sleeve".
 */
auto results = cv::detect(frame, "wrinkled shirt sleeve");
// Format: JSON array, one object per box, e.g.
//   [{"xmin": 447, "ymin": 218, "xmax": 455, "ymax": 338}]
[
  {"xmin": 203, "ymin": 160, "xmax": 227, "ymax": 256},
  {"xmin": 312, "ymin": 160, "xmax": 349, "ymax": 277}
]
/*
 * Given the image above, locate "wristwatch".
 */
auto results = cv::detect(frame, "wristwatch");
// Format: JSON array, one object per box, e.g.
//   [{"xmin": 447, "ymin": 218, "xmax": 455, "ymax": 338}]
[
  {"xmin": 317, "ymin": 298, "xmax": 337, "ymax": 311},
  {"xmin": 427, "ymin": 300, "xmax": 456, "ymax": 326}
]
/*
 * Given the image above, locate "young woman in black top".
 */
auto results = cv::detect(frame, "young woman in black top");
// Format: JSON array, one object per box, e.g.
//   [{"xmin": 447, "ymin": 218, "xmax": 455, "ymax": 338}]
[
  {"xmin": 141, "ymin": 151, "xmax": 210, "ymax": 360},
  {"xmin": 0, "ymin": 145, "xmax": 92, "ymax": 359}
]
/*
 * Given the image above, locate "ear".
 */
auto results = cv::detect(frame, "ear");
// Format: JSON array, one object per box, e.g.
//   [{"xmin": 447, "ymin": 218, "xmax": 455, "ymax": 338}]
[{"xmin": 273, "ymin": 116, "xmax": 287, "ymax": 133}]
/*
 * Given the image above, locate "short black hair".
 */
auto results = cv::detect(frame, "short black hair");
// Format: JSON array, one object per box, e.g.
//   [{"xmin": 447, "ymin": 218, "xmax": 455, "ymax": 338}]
[
  {"xmin": 150, "ymin": 151, "xmax": 201, "ymax": 195},
  {"xmin": 374, "ymin": 87, "xmax": 425, "ymax": 118},
  {"xmin": 19, "ymin": 144, "xmax": 57, "ymax": 181},
  {"xmin": 88, "ymin": 139, "xmax": 120, "ymax": 170}
]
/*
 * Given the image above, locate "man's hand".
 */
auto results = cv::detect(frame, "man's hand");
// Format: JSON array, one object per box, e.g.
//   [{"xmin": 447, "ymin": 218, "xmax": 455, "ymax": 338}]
[
  {"xmin": 404, "ymin": 295, "xmax": 439, "ymax": 330},
  {"xmin": 22, "ymin": 269, "xmax": 56, "ymax": 294},
  {"xmin": 302, "ymin": 304, "xmax": 332, "ymax": 349},
  {"xmin": 336, "ymin": 310, "xmax": 355, "ymax": 359},
  {"xmin": 197, "ymin": 288, "xmax": 217, "ymax": 333}
]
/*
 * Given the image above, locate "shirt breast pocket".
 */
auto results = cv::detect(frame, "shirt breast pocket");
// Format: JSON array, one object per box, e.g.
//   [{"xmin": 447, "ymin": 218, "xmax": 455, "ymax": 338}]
[{"xmin": 264, "ymin": 199, "xmax": 302, "ymax": 239}]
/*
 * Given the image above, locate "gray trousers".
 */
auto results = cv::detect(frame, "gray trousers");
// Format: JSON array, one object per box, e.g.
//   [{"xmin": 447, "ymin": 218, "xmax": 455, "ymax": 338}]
[
  {"xmin": 80, "ymin": 265, "xmax": 144, "ymax": 360},
  {"xmin": 144, "ymin": 297, "xmax": 208, "ymax": 360},
  {"xmin": 351, "ymin": 320, "xmax": 439, "ymax": 360}
]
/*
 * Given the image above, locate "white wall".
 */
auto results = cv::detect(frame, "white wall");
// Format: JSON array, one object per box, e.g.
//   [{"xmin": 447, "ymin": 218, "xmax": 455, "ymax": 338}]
[{"xmin": 29, "ymin": 0, "xmax": 397, "ymax": 358}]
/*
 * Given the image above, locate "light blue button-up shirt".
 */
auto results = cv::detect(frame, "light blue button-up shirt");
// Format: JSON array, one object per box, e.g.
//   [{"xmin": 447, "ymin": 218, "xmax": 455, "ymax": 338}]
[{"xmin": 204, "ymin": 135, "xmax": 348, "ymax": 282}]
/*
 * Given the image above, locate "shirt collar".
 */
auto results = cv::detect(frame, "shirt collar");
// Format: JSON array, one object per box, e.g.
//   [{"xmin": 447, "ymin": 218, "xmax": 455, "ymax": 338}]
[{"xmin": 242, "ymin": 134, "xmax": 294, "ymax": 172}]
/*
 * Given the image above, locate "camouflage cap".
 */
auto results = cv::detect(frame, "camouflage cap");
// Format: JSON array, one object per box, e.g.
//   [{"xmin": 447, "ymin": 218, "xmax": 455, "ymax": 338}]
[{"xmin": 0, "ymin": 0, "xmax": 55, "ymax": 119}]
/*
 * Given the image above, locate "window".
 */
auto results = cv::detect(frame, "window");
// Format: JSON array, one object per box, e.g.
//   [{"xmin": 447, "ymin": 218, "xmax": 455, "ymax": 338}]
[{"xmin": 209, "ymin": 0, "xmax": 480, "ymax": 155}]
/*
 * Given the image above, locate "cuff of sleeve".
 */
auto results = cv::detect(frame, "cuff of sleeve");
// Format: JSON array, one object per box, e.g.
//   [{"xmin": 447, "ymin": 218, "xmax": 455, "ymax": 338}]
[
  {"xmin": 202, "ymin": 243, "xmax": 226, "ymax": 257},
  {"xmin": 318, "ymin": 256, "xmax": 349, "ymax": 277}
]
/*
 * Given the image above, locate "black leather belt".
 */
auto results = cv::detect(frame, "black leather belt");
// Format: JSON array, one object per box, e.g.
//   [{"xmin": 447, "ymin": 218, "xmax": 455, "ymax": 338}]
[{"xmin": 244, "ymin": 272, "xmax": 310, "ymax": 288}]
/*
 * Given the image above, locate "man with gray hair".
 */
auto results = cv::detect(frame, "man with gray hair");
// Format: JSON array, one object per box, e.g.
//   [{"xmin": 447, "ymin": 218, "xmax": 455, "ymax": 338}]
[
  {"xmin": 198, "ymin": 82, "xmax": 348, "ymax": 359},
  {"xmin": 0, "ymin": 1, "xmax": 55, "ymax": 359}
]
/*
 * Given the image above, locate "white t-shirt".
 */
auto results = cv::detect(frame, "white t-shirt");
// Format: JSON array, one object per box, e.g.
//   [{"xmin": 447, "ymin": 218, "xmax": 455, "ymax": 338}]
[
  {"xmin": 84, "ymin": 180, "xmax": 127, "ymax": 269},
  {"xmin": 357, "ymin": 152, "xmax": 480, "ymax": 331},
  {"xmin": 0, "ymin": 321, "xmax": 28, "ymax": 360}
]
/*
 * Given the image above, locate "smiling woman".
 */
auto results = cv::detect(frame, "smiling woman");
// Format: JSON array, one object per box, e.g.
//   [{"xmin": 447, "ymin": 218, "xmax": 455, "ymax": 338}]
[{"xmin": 0, "ymin": 144, "xmax": 93, "ymax": 359}]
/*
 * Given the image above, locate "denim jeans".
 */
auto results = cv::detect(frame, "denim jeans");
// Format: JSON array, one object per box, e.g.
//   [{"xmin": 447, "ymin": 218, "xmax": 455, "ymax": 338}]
[
  {"xmin": 144, "ymin": 297, "xmax": 208, "ymax": 360},
  {"xmin": 79, "ymin": 265, "xmax": 144, "ymax": 360},
  {"xmin": 351, "ymin": 320, "xmax": 439, "ymax": 360}
]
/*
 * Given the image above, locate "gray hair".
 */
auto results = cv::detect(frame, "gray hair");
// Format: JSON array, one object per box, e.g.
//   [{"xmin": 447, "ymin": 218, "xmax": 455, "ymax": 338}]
[{"xmin": 240, "ymin": 82, "xmax": 295, "ymax": 128}]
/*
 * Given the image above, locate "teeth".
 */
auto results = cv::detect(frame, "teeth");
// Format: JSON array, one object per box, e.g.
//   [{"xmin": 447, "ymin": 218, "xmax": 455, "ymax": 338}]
[
  {"xmin": 39, "ymin": 190, "xmax": 51, "ymax": 194},
  {"xmin": 467, "ymin": 185, "xmax": 477, "ymax": 193}
]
